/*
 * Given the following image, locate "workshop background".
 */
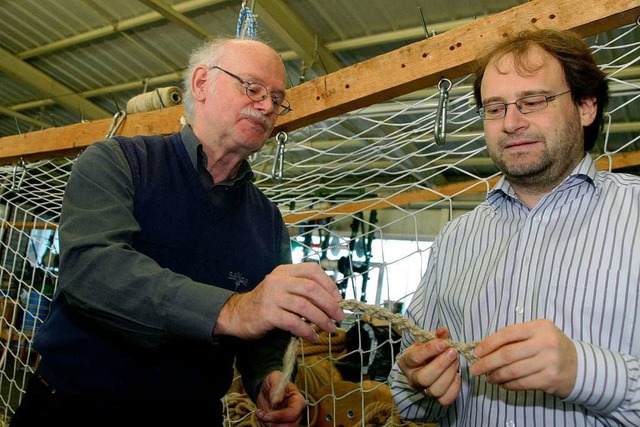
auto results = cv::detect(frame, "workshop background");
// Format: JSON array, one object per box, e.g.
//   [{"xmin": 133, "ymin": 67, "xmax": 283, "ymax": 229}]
[{"xmin": 0, "ymin": 1, "xmax": 638, "ymax": 425}]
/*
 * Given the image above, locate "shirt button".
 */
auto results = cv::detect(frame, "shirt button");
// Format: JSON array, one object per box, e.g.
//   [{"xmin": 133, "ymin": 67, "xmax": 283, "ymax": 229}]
[
  {"xmin": 515, "ymin": 305, "xmax": 524, "ymax": 314},
  {"xmin": 505, "ymin": 420, "xmax": 515, "ymax": 427},
  {"xmin": 533, "ymin": 216, "xmax": 541, "ymax": 223}
]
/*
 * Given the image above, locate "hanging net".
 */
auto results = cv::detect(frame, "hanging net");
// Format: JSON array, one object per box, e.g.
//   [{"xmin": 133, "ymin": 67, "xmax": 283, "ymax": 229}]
[{"xmin": 0, "ymin": 21, "xmax": 637, "ymax": 427}]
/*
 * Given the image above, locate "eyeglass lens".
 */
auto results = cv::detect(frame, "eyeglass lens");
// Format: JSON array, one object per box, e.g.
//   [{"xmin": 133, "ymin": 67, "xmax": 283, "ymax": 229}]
[
  {"xmin": 482, "ymin": 95, "xmax": 548, "ymax": 119},
  {"xmin": 211, "ymin": 66, "xmax": 291, "ymax": 116},
  {"xmin": 479, "ymin": 91, "xmax": 570, "ymax": 120},
  {"xmin": 245, "ymin": 83, "xmax": 290, "ymax": 116}
]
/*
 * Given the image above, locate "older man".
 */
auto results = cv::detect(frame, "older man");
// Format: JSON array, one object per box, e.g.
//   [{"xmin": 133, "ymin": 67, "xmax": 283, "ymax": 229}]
[{"xmin": 11, "ymin": 37, "xmax": 344, "ymax": 427}]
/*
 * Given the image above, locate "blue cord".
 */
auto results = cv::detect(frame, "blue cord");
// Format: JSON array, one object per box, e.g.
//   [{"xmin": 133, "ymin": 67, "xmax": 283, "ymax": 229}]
[{"xmin": 236, "ymin": 6, "xmax": 257, "ymax": 40}]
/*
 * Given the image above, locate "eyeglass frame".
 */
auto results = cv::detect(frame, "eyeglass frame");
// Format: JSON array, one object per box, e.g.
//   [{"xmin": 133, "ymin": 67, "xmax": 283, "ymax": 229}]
[
  {"xmin": 477, "ymin": 90, "xmax": 572, "ymax": 120},
  {"xmin": 208, "ymin": 65, "xmax": 292, "ymax": 116}
]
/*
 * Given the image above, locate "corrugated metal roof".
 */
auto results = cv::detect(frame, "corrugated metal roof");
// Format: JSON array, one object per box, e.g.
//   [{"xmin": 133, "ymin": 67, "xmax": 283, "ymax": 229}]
[{"xmin": 0, "ymin": 0, "xmax": 638, "ymax": 176}]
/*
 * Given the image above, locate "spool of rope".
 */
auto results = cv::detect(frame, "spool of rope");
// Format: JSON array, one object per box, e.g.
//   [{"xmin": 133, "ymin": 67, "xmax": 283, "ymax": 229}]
[{"xmin": 125, "ymin": 87, "xmax": 183, "ymax": 114}]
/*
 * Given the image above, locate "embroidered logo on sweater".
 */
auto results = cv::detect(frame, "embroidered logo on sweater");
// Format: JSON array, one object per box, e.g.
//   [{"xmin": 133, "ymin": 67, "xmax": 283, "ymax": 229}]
[{"xmin": 228, "ymin": 272, "xmax": 248, "ymax": 290}]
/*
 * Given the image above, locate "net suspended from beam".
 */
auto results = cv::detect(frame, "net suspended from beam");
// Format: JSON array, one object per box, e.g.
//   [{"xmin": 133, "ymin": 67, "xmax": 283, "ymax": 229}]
[{"xmin": 0, "ymin": 22, "xmax": 637, "ymax": 426}]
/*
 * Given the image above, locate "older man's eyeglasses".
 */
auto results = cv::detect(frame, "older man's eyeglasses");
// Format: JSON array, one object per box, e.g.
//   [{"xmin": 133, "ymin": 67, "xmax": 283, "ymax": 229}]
[
  {"xmin": 209, "ymin": 65, "xmax": 292, "ymax": 116},
  {"xmin": 477, "ymin": 90, "xmax": 572, "ymax": 120}
]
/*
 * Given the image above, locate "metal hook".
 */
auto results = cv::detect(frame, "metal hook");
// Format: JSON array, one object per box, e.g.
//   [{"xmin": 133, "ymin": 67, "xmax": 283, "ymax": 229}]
[
  {"xmin": 271, "ymin": 131, "xmax": 288, "ymax": 183},
  {"xmin": 418, "ymin": 7, "xmax": 429, "ymax": 39},
  {"xmin": 11, "ymin": 158, "xmax": 26, "ymax": 193},
  {"xmin": 77, "ymin": 106, "xmax": 87, "ymax": 123},
  {"xmin": 106, "ymin": 110, "xmax": 127, "ymax": 138},
  {"xmin": 434, "ymin": 78, "xmax": 452, "ymax": 146}
]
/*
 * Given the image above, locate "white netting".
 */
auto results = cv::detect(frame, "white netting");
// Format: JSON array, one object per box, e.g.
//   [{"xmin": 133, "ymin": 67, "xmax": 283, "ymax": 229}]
[{"xmin": 0, "ymin": 23, "xmax": 637, "ymax": 426}]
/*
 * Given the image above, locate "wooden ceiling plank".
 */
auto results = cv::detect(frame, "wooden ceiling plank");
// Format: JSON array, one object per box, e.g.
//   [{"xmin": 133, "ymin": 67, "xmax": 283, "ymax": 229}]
[
  {"xmin": 274, "ymin": 0, "xmax": 640, "ymax": 132},
  {"xmin": 254, "ymin": 0, "xmax": 342, "ymax": 74},
  {"xmin": 0, "ymin": 47, "xmax": 110, "ymax": 121},
  {"xmin": 18, "ymin": 0, "xmax": 228, "ymax": 59},
  {"xmin": 137, "ymin": 0, "xmax": 214, "ymax": 39},
  {"xmin": 0, "ymin": 0, "xmax": 637, "ymax": 164},
  {"xmin": 282, "ymin": 150, "xmax": 640, "ymax": 222}
]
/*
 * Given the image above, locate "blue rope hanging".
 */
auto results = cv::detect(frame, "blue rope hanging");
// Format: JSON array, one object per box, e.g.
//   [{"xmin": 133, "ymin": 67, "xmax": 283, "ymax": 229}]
[{"xmin": 236, "ymin": 2, "xmax": 257, "ymax": 40}]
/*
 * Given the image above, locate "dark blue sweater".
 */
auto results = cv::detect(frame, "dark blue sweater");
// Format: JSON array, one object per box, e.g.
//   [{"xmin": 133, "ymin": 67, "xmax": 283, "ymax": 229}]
[{"xmin": 34, "ymin": 131, "xmax": 290, "ymax": 417}]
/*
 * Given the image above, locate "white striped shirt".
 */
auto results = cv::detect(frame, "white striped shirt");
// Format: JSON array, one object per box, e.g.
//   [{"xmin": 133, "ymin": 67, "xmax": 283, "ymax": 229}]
[{"xmin": 389, "ymin": 154, "xmax": 640, "ymax": 426}]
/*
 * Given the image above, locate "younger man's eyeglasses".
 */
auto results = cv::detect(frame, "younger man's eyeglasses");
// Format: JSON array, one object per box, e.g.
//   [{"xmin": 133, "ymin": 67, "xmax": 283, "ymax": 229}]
[{"xmin": 477, "ymin": 90, "xmax": 571, "ymax": 120}]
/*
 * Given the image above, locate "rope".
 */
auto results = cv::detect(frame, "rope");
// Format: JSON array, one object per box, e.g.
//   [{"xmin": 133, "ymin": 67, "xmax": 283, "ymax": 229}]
[
  {"xmin": 340, "ymin": 300, "xmax": 479, "ymax": 362},
  {"xmin": 354, "ymin": 400, "xmax": 436, "ymax": 427},
  {"xmin": 354, "ymin": 401, "xmax": 400, "ymax": 427},
  {"xmin": 295, "ymin": 358, "xmax": 342, "ymax": 402},
  {"xmin": 223, "ymin": 392, "xmax": 258, "ymax": 427},
  {"xmin": 297, "ymin": 327, "xmax": 346, "ymax": 357},
  {"xmin": 274, "ymin": 336, "xmax": 297, "ymax": 404},
  {"xmin": 272, "ymin": 329, "xmax": 345, "ymax": 405},
  {"xmin": 236, "ymin": 2, "xmax": 257, "ymax": 40},
  {"xmin": 272, "ymin": 299, "xmax": 479, "ymax": 404}
]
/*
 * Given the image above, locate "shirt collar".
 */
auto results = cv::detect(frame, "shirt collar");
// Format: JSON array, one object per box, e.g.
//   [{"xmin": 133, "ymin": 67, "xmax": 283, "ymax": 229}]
[
  {"xmin": 180, "ymin": 125, "xmax": 255, "ymax": 187},
  {"xmin": 180, "ymin": 124, "xmax": 200, "ymax": 170},
  {"xmin": 487, "ymin": 153, "xmax": 596, "ymax": 209}
]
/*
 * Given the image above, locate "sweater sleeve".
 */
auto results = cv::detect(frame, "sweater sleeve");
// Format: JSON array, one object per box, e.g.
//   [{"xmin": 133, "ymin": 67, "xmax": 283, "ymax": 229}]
[{"xmin": 58, "ymin": 140, "xmax": 232, "ymax": 347}]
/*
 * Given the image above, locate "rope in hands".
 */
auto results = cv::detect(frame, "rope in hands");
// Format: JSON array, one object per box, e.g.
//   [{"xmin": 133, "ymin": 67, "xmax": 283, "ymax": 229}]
[{"xmin": 271, "ymin": 299, "xmax": 480, "ymax": 405}]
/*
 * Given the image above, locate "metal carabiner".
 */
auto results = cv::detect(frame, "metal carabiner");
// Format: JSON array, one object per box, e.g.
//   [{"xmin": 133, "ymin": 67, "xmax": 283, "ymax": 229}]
[
  {"xmin": 106, "ymin": 110, "xmax": 127, "ymax": 138},
  {"xmin": 271, "ymin": 131, "xmax": 288, "ymax": 183},
  {"xmin": 434, "ymin": 78, "xmax": 452, "ymax": 146},
  {"xmin": 11, "ymin": 158, "xmax": 26, "ymax": 193}
]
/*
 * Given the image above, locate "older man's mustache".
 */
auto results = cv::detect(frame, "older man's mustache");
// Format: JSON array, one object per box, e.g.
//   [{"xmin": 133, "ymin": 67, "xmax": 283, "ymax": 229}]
[{"xmin": 241, "ymin": 107, "xmax": 272, "ymax": 130}]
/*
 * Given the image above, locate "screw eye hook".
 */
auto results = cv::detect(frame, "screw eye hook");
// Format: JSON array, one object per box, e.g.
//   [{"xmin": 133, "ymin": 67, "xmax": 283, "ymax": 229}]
[
  {"xmin": 272, "ymin": 131, "xmax": 288, "ymax": 183},
  {"xmin": 434, "ymin": 78, "xmax": 452, "ymax": 146}
]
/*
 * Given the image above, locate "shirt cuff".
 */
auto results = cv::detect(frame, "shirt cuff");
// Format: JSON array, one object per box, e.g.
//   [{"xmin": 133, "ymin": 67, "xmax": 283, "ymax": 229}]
[{"xmin": 565, "ymin": 340, "xmax": 628, "ymax": 413}]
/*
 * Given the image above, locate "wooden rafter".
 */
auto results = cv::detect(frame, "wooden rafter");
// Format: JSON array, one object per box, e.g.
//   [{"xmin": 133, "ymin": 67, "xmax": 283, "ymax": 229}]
[{"xmin": 0, "ymin": 0, "xmax": 637, "ymax": 164}]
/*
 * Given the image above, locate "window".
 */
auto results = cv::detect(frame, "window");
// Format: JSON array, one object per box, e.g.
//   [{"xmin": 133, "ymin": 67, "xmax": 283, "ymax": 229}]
[{"xmin": 292, "ymin": 236, "xmax": 431, "ymax": 311}]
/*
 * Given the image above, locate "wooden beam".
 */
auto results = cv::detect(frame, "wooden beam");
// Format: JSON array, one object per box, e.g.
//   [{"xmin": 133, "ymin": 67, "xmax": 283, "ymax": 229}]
[
  {"xmin": 274, "ymin": 0, "xmax": 640, "ymax": 132},
  {"xmin": 281, "ymin": 150, "xmax": 640, "ymax": 223},
  {"xmin": 1, "ymin": 221, "xmax": 57, "ymax": 230},
  {"xmin": 255, "ymin": 0, "xmax": 342, "ymax": 74},
  {"xmin": 282, "ymin": 177, "xmax": 502, "ymax": 223},
  {"xmin": 18, "ymin": 0, "xmax": 228, "ymax": 60},
  {"xmin": 0, "ymin": 108, "xmax": 186, "ymax": 163},
  {"xmin": 22, "ymin": 150, "xmax": 640, "ymax": 228},
  {"xmin": 0, "ymin": 47, "xmax": 110, "ymax": 122},
  {"xmin": 0, "ymin": 0, "xmax": 637, "ymax": 164},
  {"xmin": 136, "ymin": 0, "xmax": 214, "ymax": 40}
]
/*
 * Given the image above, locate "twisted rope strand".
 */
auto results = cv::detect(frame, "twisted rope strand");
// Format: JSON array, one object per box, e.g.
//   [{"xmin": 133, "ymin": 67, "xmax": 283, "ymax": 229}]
[
  {"xmin": 271, "ymin": 299, "xmax": 479, "ymax": 406},
  {"xmin": 339, "ymin": 300, "xmax": 479, "ymax": 362}
]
